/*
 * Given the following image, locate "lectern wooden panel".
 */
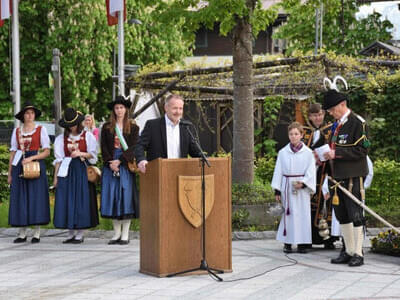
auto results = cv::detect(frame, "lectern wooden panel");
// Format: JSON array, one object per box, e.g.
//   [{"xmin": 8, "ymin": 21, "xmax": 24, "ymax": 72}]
[{"xmin": 140, "ymin": 157, "xmax": 232, "ymax": 277}]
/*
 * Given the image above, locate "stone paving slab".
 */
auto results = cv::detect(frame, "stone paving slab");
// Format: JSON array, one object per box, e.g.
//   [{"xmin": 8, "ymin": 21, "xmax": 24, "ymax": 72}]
[{"xmin": 0, "ymin": 229, "xmax": 399, "ymax": 300}]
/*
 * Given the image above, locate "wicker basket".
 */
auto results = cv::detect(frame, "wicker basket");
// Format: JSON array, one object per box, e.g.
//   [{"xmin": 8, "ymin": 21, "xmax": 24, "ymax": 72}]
[{"xmin": 22, "ymin": 161, "xmax": 40, "ymax": 179}]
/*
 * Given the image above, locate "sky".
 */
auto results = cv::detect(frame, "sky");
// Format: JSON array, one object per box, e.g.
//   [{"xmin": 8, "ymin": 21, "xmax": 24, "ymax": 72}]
[{"xmin": 357, "ymin": 1, "xmax": 400, "ymax": 40}]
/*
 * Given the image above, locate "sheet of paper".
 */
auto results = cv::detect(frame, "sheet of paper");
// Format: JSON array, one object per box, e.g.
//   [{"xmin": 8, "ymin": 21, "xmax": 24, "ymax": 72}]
[
  {"xmin": 58, "ymin": 157, "xmax": 72, "ymax": 177},
  {"xmin": 12, "ymin": 150, "xmax": 23, "ymax": 166},
  {"xmin": 315, "ymin": 144, "xmax": 331, "ymax": 162}
]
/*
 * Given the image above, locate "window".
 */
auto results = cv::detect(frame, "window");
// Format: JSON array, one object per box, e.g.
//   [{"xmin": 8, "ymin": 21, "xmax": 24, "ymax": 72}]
[{"xmin": 195, "ymin": 28, "xmax": 208, "ymax": 48}]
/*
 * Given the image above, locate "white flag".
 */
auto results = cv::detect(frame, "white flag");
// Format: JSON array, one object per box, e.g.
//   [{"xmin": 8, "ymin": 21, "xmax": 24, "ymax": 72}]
[
  {"xmin": 1, "ymin": 0, "xmax": 11, "ymax": 20},
  {"xmin": 109, "ymin": 0, "xmax": 124, "ymax": 17}
]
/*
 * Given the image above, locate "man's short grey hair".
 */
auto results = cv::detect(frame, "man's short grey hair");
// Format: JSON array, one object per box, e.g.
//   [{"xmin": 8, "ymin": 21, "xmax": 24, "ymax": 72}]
[{"xmin": 165, "ymin": 94, "xmax": 184, "ymax": 106}]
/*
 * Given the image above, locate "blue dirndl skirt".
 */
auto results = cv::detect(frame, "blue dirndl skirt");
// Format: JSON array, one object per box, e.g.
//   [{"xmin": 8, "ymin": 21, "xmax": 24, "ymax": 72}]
[
  {"xmin": 100, "ymin": 149, "xmax": 139, "ymax": 219},
  {"xmin": 9, "ymin": 151, "xmax": 50, "ymax": 227},
  {"xmin": 54, "ymin": 157, "xmax": 96, "ymax": 229}
]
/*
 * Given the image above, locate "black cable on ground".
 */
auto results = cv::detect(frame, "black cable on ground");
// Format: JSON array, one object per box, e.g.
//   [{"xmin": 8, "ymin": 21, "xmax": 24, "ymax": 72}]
[{"xmin": 212, "ymin": 254, "xmax": 298, "ymax": 282}]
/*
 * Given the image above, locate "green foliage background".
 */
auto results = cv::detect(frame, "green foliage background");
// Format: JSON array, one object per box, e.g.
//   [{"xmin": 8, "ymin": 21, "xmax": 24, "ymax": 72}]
[
  {"xmin": 344, "ymin": 71, "xmax": 400, "ymax": 161},
  {"xmin": 275, "ymin": 0, "xmax": 393, "ymax": 55},
  {"xmin": 0, "ymin": 0, "xmax": 193, "ymax": 120}
]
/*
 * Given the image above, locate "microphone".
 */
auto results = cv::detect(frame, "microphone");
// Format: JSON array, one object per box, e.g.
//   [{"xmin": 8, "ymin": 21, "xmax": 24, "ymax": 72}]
[{"xmin": 179, "ymin": 119, "xmax": 192, "ymax": 126}]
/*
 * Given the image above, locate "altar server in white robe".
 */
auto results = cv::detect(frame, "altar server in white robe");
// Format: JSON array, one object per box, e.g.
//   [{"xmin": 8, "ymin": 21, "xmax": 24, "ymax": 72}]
[{"xmin": 272, "ymin": 122, "xmax": 316, "ymax": 254}]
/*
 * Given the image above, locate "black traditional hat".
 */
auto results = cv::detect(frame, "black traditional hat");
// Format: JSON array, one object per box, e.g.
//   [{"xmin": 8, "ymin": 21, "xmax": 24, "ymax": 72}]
[
  {"xmin": 107, "ymin": 95, "xmax": 132, "ymax": 110},
  {"xmin": 322, "ymin": 89, "xmax": 348, "ymax": 110},
  {"xmin": 14, "ymin": 101, "xmax": 42, "ymax": 122},
  {"xmin": 58, "ymin": 107, "xmax": 85, "ymax": 128}
]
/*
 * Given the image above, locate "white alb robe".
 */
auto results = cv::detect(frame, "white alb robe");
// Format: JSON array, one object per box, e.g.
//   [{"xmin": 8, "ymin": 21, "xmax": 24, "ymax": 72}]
[{"xmin": 271, "ymin": 143, "xmax": 316, "ymax": 244}]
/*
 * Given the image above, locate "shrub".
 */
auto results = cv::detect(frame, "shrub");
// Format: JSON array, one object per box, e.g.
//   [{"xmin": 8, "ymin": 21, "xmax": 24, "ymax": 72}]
[
  {"xmin": 254, "ymin": 95, "xmax": 284, "ymax": 158},
  {"xmin": 255, "ymin": 156, "xmax": 276, "ymax": 184},
  {"xmin": 232, "ymin": 208, "xmax": 250, "ymax": 230},
  {"xmin": 232, "ymin": 179, "xmax": 274, "ymax": 205},
  {"xmin": 366, "ymin": 159, "xmax": 400, "ymax": 208},
  {"xmin": 0, "ymin": 144, "xmax": 10, "ymax": 202}
]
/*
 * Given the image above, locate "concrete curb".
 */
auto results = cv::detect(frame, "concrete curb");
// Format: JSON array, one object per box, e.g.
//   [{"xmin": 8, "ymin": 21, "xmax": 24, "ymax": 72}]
[{"xmin": 0, "ymin": 227, "xmax": 388, "ymax": 241}]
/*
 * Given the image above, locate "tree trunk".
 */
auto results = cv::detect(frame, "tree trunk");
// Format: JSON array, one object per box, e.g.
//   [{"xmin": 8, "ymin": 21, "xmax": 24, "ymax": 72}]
[{"xmin": 232, "ymin": 15, "xmax": 254, "ymax": 184}]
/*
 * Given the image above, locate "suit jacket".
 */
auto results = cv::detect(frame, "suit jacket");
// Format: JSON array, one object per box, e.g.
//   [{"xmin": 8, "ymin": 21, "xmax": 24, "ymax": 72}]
[
  {"xmin": 303, "ymin": 123, "xmax": 332, "ymax": 150},
  {"xmin": 135, "ymin": 116, "xmax": 201, "ymax": 162},
  {"xmin": 101, "ymin": 121, "xmax": 139, "ymax": 167},
  {"xmin": 329, "ymin": 112, "xmax": 369, "ymax": 179}
]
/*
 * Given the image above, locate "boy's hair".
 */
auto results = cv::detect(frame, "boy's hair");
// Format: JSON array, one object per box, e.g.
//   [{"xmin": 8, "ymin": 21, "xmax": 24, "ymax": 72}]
[
  {"xmin": 288, "ymin": 121, "xmax": 303, "ymax": 134},
  {"xmin": 308, "ymin": 103, "xmax": 322, "ymax": 114}
]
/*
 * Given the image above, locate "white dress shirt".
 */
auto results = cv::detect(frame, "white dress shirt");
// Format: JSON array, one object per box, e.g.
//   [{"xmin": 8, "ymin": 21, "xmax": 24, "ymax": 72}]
[
  {"xmin": 312, "ymin": 129, "xmax": 320, "ymax": 146},
  {"xmin": 165, "ymin": 115, "xmax": 181, "ymax": 159},
  {"xmin": 339, "ymin": 108, "xmax": 351, "ymax": 125}
]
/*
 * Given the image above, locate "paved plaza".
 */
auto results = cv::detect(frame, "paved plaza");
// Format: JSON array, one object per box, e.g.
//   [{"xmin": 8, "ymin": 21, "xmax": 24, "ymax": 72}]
[{"xmin": 0, "ymin": 228, "xmax": 399, "ymax": 300}]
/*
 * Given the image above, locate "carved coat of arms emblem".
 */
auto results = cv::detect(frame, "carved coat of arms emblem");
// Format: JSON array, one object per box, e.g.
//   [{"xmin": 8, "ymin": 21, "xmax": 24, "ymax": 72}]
[{"xmin": 178, "ymin": 175, "xmax": 215, "ymax": 228}]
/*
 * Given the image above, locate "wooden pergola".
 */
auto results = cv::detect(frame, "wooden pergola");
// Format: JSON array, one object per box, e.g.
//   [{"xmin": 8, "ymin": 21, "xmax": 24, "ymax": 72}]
[{"xmin": 126, "ymin": 55, "xmax": 400, "ymax": 153}]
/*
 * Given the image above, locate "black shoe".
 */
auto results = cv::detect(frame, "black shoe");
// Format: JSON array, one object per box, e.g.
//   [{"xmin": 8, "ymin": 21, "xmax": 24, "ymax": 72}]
[
  {"xmin": 331, "ymin": 251, "xmax": 352, "ymax": 264},
  {"xmin": 31, "ymin": 237, "xmax": 40, "ymax": 244},
  {"xmin": 283, "ymin": 243, "xmax": 292, "ymax": 253},
  {"xmin": 348, "ymin": 254, "xmax": 364, "ymax": 267},
  {"xmin": 71, "ymin": 237, "xmax": 84, "ymax": 244},
  {"xmin": 13, "ymin": 237, "xmax": 27, "ymax": 243},
  {"xmin": 297, "ymin": 245, "xmax": 308, "ymax": 254},
  {"xmin": 119, "ymin": 239, "xmax": 130, "ymax": 245},
  {"xmin": 108, "ymin": 238, "xmax": 121, "ymax": 245},
  {"xmin": 62, "ymin": 237, "xmax": 76, "ymax": 244}
]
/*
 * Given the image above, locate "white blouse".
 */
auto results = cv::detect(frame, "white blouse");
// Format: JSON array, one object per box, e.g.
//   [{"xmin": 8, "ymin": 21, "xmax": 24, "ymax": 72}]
[
  {"xmin": 53, "ymin": 131, "xmax": 98, "ymax": 165},
  {"xmin": 10, "ymin": 125, "xmax": 51, "ymax": 151}
]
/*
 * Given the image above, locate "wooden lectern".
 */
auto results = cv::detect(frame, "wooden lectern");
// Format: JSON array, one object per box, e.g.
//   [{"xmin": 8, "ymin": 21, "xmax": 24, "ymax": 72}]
[{"xmin": 139, "ymin": 157, "xmax": 232, "ymax": 277}]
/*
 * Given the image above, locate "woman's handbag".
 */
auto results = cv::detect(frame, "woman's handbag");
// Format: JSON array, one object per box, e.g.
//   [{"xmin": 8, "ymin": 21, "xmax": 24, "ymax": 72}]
[
  {"xmin": 87, "ymin": 165, "xmax": 101, "ymax": 183},
  {"xmin": 18, "ymin": 126, "xmax": 41, "ymax": 179},
  {"xmin": 21, "ymin": 161, "xmax": 41, "ymax": 179},
  {"xmin": 115, "ymin": 125, "xmax": 138, "ymax": 173}
]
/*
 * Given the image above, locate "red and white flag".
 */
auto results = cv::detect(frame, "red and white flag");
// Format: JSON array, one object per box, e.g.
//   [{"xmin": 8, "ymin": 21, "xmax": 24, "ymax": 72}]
[
  {"xmin": 106, "ymin": 0, "xmax": 126, "ymax": 26},
  {"xmin": 0, "ymin": 0, "xmax": 12, "ymax": 27}
]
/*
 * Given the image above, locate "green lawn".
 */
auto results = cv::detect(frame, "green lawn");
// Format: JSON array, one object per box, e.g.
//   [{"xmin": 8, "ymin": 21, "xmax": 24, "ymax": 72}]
[{"xmin": 0, "ymin": 199, "xmax": 140, "ymax": 231}]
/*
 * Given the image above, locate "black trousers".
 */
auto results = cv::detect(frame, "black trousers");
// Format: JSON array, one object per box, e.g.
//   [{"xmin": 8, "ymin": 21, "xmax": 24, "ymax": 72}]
[{"xmin": 330, "ymin": 177, "xmax": 365, "ymax": 226}]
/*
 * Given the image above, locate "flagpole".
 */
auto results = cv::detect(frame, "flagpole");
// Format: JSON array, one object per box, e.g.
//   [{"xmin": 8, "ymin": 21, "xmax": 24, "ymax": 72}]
[
  {"xmin": 117, "ymin": 9, "xmax": 124, "ymax": 97},
  {"xmin": 12, "ymin": 0, "xmax": 20, "ymax": 127}
]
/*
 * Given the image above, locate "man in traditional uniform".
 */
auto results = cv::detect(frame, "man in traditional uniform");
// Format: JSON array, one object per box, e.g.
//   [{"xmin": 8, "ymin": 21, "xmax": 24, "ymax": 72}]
[
  {"xmin": 323, "ymin": 89, "xmax": 369, "ymax": 267},
  {"xmin": 302, "ymin": 103, "xmax": 337, "ymax": 249}
]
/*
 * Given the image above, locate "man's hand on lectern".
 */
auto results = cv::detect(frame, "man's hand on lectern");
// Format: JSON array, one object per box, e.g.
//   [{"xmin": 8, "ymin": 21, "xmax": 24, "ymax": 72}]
[{"xmin": 138, "ymin": 160, "xmax": 148, "ymax": 174}]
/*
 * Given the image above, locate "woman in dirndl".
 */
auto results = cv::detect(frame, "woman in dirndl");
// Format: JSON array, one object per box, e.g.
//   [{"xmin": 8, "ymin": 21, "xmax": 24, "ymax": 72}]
[
  {"xmin": 8, "ymin": 102, "xmax": 51, "ymax": 243},
  {"xmin": 100, "ymin": 96, "xmax": 139, "ymax": 245},
  {"xmin": 53, "ymin": 108, "xmax": 99, "ymax": 243}
]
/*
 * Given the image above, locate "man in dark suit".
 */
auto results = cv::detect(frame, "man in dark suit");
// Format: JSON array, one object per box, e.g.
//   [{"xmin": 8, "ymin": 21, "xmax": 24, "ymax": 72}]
[
  {"xmin": 323, "ymin": 89, "xmax": 369, "ymax": 267},
  {"xmin": 135, "ymin": 94, "xmax": 201, "ymax": 173},
  {"xmin": 303, "ymin": 103, "xmax": 337, "ymax": 249}
]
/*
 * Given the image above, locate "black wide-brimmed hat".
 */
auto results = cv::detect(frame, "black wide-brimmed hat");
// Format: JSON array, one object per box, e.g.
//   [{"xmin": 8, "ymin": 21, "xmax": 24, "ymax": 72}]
[
  {"xmin": 322, "ymin": 89, "xmax": 348, "ymax": 110},
  {"xmin": 14, "ymin": 101, "xmax": 42, "ymax": 122},
  {"xmin": 107, "ymin": 95, "xmax": 132, "ymax": 110},
  {"xmin": 58, "ymin": 107, "xmax": 85, "ymax": 128}
]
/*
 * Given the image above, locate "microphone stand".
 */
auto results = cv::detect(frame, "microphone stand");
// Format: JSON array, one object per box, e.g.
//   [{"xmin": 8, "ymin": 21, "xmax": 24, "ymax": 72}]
[{"xmin": 167, "ymin": 122, "xmax": 223, "ymax": 281}]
